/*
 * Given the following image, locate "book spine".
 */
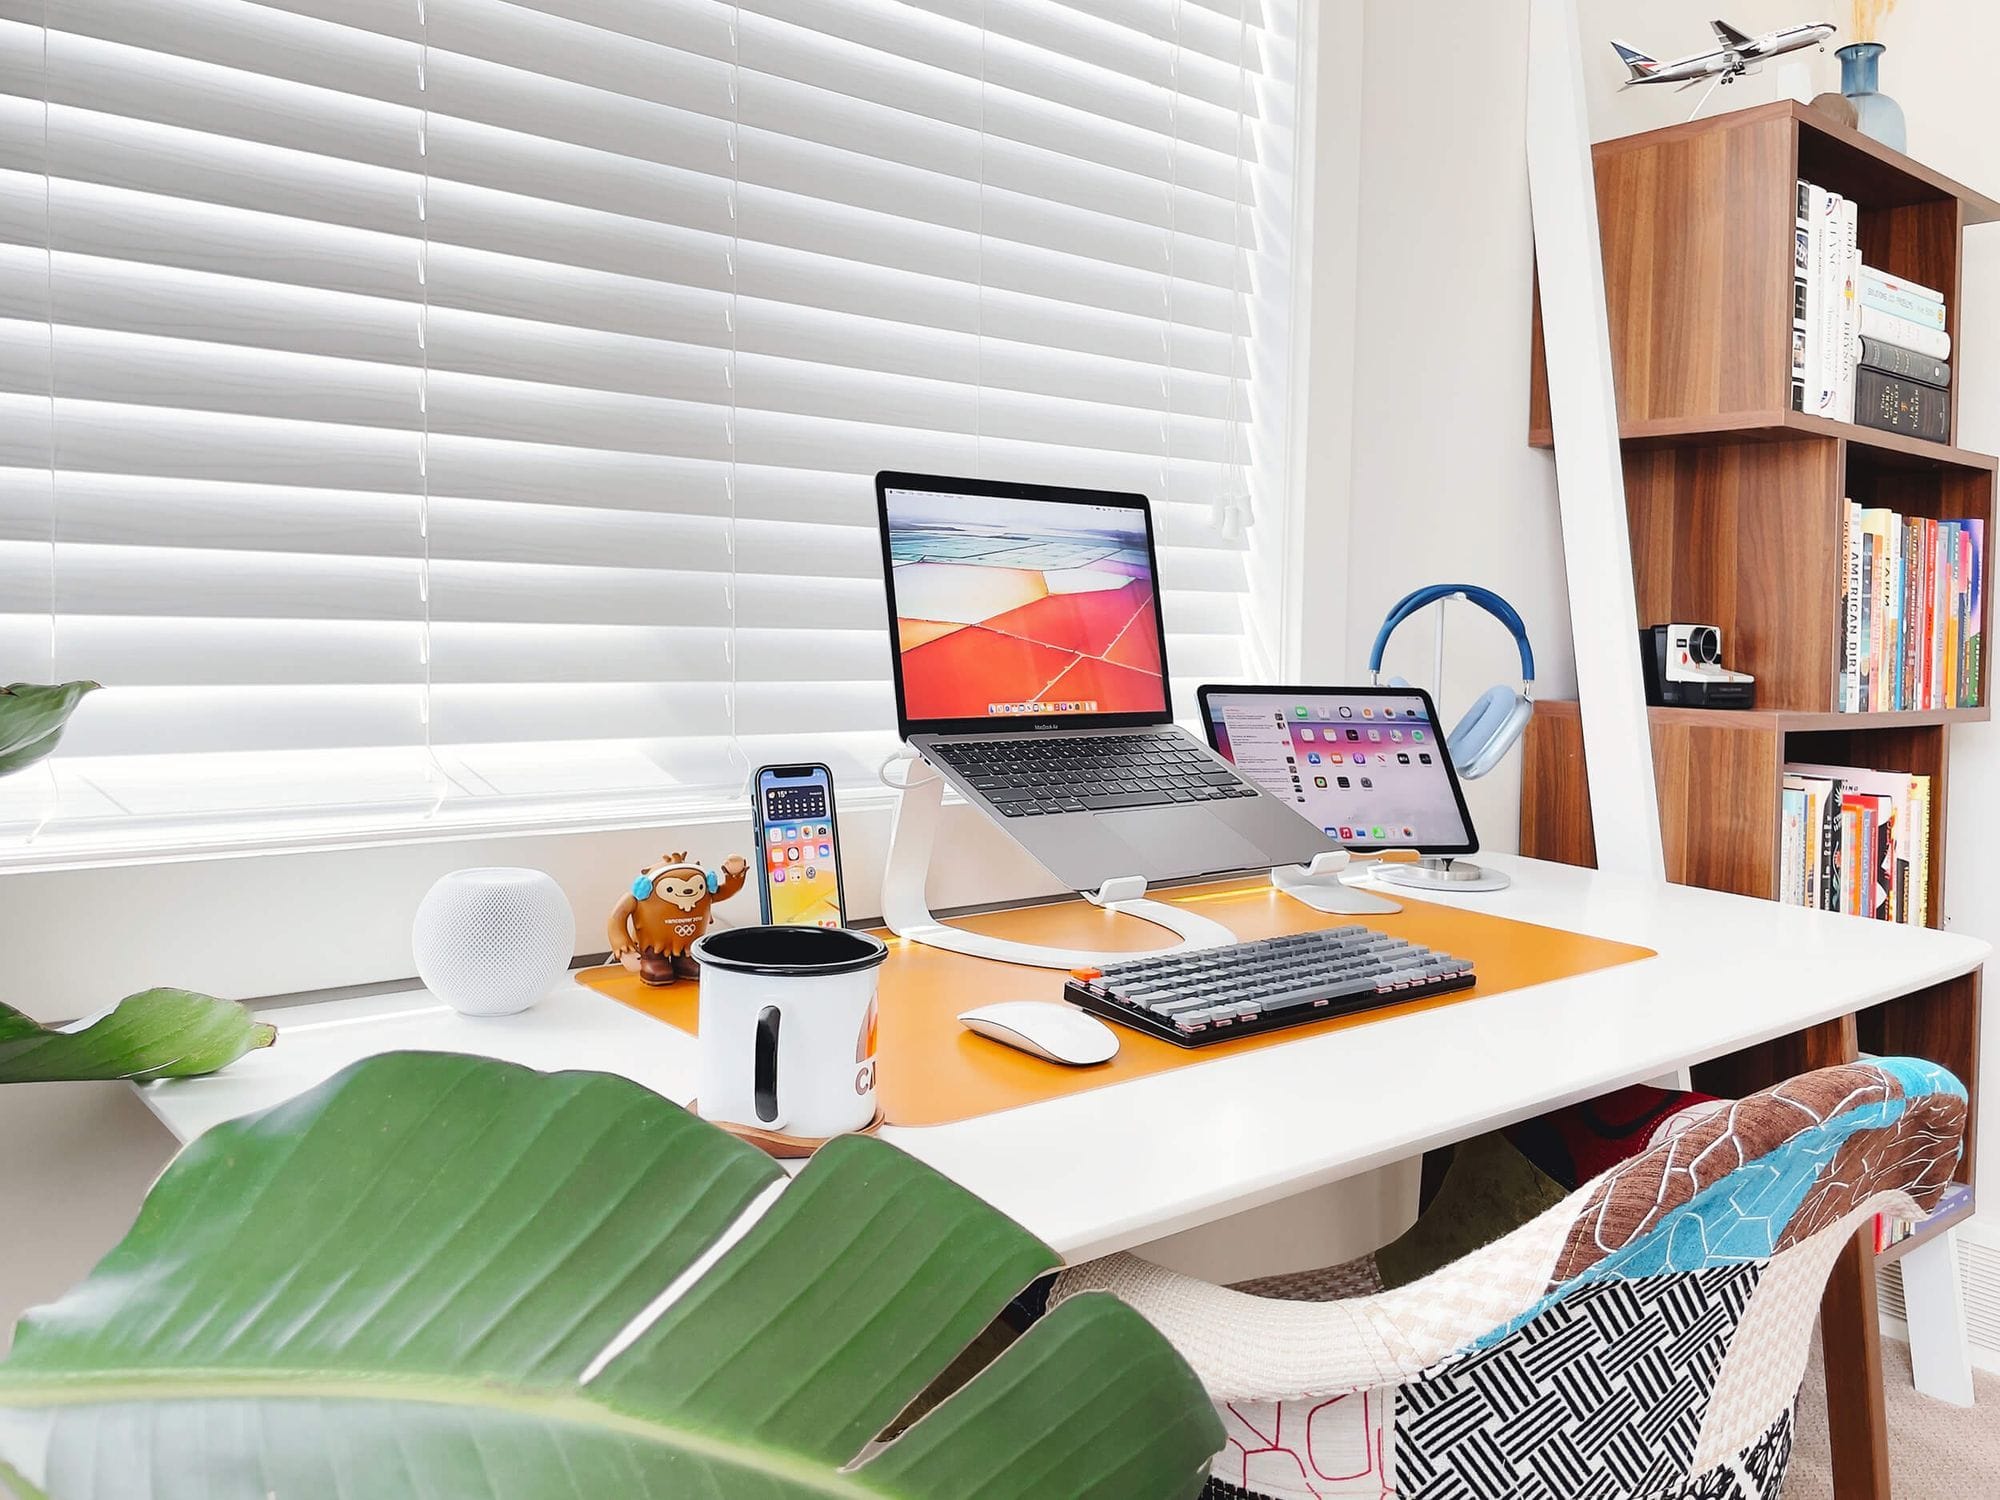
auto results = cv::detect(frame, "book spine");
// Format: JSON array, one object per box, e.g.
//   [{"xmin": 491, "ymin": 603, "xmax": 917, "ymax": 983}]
[
  {"xmin": 1859, "ymin": 305, "xmax": 1952, "ymax": 360},
  {"xmin": 1857, "ymin": 277, "xmax": 1948, "ymax": 329},
  {"xmin": 1854, "ymin": 367, "xmax": 1952, "ymax": 443},
  {"xmin": 1844, "ymin": 501, "xmax": 1863, "ymax": 712},
  {"xmin": 1861, "ymin": 266, "xmax": 1946, "ymax": 305},
  {"xmin": 1838, "ymin": 199, "xmax": 1861, "ymax": 421},
  {"xmin": 1905, "ymin": 517, "xmax": 1923, "ymax": 710},
  {"xmin": 1869, "ymin": 799, "xmax": 1888, "ymax": 920},
  {"xmin": 1792, "ymin": 792, "xmax": 1808, "ymax": 912},
  {"xmin": 1811, "ymin": 187, "xmax": 1841, "ymax": 418},
  {"xmin": 1958, "ymin": 523, "xmax": 1974, "ymax": 707},
  {"xmin": 1888, "ymin": 521, "xmax": 1902, "ymax": 710},
  {"xmin": 1859, "ymin": 533, "xmax": 1876, "ymax": 711},
  {"xmin": 1948, "ymin": 524, "xmax": 1964, "ymax": 708},
  {"xmin": 1922, "ymin": 518, "xmax": 1939, "ymax": 709},
  {"xmin": 1858, "ymin": 335, "xmax": 1951, "ymax": 388},
  {"xmin": 1839, "ymin": 802, "xmax": 1863, "ymax": 916},
  {"xmin": 1820, "ymin": 779, "xmax": 1843, "ymax": 911},
  {"xmin": 1804, "ymin": 786, "xmax": 1822, "ymax": 909},
  {"xmin": 1793, "ymin": 183, "xmax": 1813, "ymax": 413},
  {"xmin": 1915, "ymin": 775, "xmax": 1932, "ymax": 927},
  {"xmin": 1934, "ymin": 523, "xmax": 1950, "ymax": 710},
  {"xmin": 1967, "ymin": 518, "xmax": 1985, "ymax": 708}
]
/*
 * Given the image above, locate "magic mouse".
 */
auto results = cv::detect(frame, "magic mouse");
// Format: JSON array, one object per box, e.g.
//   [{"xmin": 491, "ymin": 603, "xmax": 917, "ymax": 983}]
[{"xmin": 958, "ymin": 1001, "xmax": 1120, "ymax": 1066}]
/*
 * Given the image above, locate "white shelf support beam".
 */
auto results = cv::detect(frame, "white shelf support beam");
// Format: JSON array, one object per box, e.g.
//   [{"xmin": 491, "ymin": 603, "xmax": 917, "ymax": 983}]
[{"xmin": 1523, "ymin": 0, "xmax": 1666, "ymax": 883}]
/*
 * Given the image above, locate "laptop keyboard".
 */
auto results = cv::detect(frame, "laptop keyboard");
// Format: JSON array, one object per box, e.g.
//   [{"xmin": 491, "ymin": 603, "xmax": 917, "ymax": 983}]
[
  {"xmin": 931, "ymin": 731, "xmax": 1258, "ymax": 817},
  {"xmin": 1065, "ymin": 926, "xmax": 1477, "ymax": 1047}
]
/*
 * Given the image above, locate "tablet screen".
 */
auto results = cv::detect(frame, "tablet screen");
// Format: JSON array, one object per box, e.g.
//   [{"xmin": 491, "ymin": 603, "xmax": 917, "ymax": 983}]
[{"xmin": 1202, "ymin": 687, "xmax": 1477, "ymax": 854}]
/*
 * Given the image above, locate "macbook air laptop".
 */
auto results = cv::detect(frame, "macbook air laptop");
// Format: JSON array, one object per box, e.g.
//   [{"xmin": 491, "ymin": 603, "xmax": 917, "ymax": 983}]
[{"xmin": 875, "ymin": 472, "xmax": 1335, "ymax": 891}]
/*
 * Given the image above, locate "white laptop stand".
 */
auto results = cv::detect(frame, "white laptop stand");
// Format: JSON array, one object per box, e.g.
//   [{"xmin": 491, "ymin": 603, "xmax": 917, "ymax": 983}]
[{"xmin": 878, "ymin": 756, "xmax": 1394, "ymax": 970}]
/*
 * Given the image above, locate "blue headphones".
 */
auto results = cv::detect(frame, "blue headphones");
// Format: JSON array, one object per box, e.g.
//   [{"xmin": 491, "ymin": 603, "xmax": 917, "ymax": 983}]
[
  {"xmin": 632, "ymin": 863, "xmax": 722, "ymax": 901},
  {"xmin": 1367, "ymin": 585, "xmax": 1535, "ymax": 781}
]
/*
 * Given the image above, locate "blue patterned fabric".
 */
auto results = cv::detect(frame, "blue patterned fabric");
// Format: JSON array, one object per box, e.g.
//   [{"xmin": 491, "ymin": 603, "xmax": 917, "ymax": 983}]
[{"xmin": 1468, "ymin": 1057, "xmax": 1964, "ymax": 1353}]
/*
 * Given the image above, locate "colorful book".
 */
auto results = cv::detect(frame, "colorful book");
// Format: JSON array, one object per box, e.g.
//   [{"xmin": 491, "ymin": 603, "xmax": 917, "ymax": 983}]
[
  {"xmin": 1861, "ymin": 267, "xmax": 1945, "ymax": 305},
  {"xmin": 1857, "ymin": 275, "xmax": 1948, "ymax": 330},
  {"xmin": 1780, "ymin": 789, "xmax": 1807, "ymax": 907},
  {"xmin": 1964, "ymin": 518, "xmax": 1984, "ymax": 707},
  {"xmin": 1842, "ymin": 500, "xmax": 1863, "ymax": 712}
]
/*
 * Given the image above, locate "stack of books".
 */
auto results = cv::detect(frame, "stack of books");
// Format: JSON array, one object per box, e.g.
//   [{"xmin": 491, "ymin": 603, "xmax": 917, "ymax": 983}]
[
  {"xmin": 1779, "ymin": 764, "xmax": 1931, "ymax": 924},
  {"xmin": 1793, "ymin": 178, "xmax": 1954, "ymax": 441},
  {"xmin": 1838, "ymin": 502, "xmax": 1983, "ymax": 711},
  {"xmin": 1877, "ymin": 1180, "xmax": 1972, "ymax": 1253}
]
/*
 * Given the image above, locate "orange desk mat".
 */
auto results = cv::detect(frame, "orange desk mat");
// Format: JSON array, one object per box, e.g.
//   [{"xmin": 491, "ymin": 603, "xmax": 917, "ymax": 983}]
[{"xmin": 578, "ymin": 878, "xmax": 1656, "ymax": 1128}]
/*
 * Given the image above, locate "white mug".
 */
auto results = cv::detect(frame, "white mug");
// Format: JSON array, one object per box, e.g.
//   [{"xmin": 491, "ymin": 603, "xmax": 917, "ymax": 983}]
[{"xmin": 690, "ymin": 924, "xmax": 886, "ymax": 1139}]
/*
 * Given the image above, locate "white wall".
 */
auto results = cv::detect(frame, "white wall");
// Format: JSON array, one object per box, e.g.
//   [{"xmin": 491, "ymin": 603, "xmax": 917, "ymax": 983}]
[{"xmin": 1341, "ymin": 0, "xmax": 1573, "ymax": 853}]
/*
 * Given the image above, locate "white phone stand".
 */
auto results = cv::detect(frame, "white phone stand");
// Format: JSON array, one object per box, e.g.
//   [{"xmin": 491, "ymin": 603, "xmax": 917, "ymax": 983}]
[
  {"xmin": 878, "ymin": 755, "xmax": 1238, "ymax": 970},
  {"xmin": 1270, "ymin": 851, "xmax": 1402, "ymax": 915},
  {"xmin": 1374, "ymin": 855, "xmax": 1513, "ymax": 893}
]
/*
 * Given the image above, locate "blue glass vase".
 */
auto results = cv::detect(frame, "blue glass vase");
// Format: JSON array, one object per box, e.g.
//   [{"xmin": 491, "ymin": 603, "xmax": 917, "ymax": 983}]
[{"xmin": 1838, "ymin": 42, "xmax": 1907, "ymax": 154}]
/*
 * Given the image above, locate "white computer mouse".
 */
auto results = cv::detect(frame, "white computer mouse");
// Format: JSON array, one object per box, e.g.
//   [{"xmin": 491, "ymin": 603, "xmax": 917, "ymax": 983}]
[{"xmin": 957, "ymin": 1001, "xmax": 1120, "ymax": 1066}]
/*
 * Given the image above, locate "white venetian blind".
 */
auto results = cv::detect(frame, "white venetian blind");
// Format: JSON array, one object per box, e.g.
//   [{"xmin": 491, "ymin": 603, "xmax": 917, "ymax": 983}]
[{"xmin": 0, "ymin": 0, "xmax": 1302, "ymax": 858}]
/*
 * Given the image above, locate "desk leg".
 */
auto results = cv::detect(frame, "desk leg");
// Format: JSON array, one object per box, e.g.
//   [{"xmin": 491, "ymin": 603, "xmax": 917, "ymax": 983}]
[{"xmin": 1822, "ymin": 1227, "xmax": 1892, "ymax": 1500}]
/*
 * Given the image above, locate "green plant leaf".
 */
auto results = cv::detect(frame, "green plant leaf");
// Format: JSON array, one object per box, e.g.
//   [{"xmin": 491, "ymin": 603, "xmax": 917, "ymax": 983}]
[
  {"xmin": 0, "ymin": 1053, "xmax": 1221, "ymax": 1498},
  {"xmin": 0, "ymin": 683, "xmax": 97, "ymax": 779},
  {"xmin": 0, "ymin": 989, "xmax": 276, "ymax": 1084}
]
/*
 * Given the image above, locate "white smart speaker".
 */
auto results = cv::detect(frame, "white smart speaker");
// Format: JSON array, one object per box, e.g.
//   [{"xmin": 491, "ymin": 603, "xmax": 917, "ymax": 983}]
[{"xmin": 412, "ymin": 868, "xmax": 576, "ymax": 1017}]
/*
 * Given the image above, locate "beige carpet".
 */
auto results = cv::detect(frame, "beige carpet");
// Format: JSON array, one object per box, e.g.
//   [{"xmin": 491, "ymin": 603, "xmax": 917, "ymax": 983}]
[{"xmin": 1787, "ymin": 1338, "xmax": 2000, "ymax": 1497}]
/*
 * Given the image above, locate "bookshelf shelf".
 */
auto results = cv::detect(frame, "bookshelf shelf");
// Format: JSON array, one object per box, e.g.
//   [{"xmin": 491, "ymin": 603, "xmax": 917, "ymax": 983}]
[
  {"xmin": 1530, "ymin": 410, "xmax": 1999, "ymax": 474},
  {"xmin": 1596, "ymin": 704, "xmax": 1992, "ymax": 733},
  {"xmin": 1876, "ymin": 1191, "xmax": 1975, "ymax": 1265},
  {"xmin": 1519, "ymin": 104, "xmax": 1989, "ymax": 1205}
]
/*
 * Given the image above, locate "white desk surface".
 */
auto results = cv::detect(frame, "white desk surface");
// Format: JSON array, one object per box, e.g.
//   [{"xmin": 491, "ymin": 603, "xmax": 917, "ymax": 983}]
[{"xmin": 138, "ymin": 855, "xmax": 1989, "ymax": 1262}]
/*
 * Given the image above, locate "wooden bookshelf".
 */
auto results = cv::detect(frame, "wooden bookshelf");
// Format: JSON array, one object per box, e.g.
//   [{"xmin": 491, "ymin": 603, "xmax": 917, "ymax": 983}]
[{"xmin": 1518, "ymin": 104, "xmax": 1991, "ymax": 1225}]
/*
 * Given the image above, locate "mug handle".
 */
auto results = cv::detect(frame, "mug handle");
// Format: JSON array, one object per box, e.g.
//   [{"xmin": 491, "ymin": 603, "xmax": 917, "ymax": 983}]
[{"xmin": 754, "ymin": 1005, "xmax": 785, "ymax": 1130}]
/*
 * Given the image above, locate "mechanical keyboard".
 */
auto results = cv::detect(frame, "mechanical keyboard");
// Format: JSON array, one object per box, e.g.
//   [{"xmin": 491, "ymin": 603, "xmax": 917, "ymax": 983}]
[
  {"xmin": 1063, "ymin": 926, "xmax": 1475, "ymax": 1048},
  {"xmin": 931, "ymin": 730, "xmax": 1259, "ymax": 817}
]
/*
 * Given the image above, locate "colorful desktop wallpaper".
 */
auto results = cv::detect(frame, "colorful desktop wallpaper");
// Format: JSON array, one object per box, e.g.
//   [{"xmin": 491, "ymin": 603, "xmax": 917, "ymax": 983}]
[{"xmin": 885, "ymin": 491, "xmax": 1168, "ymax": 721}]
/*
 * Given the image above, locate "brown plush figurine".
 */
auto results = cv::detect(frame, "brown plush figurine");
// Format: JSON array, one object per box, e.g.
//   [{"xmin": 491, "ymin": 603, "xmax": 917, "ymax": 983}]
[{"xmin": 607, "ymin": 852, "xmax": 750, "ymax": 986}]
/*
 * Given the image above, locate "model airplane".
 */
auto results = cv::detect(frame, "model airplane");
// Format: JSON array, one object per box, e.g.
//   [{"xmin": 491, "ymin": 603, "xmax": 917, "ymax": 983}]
[{"xmin": 1612, "ymin": 19, "xmax": 1837, "ymax": 92}]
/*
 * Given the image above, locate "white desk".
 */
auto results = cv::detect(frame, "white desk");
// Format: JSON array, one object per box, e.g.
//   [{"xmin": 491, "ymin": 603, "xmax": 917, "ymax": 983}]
[
  {"xmin": 135, "ymin": 852, "xmax": 1986, "ymax": 1499},
  {"xmin": 139, "ymin": 854, "xmax": 1987, "ymax": 1262}
]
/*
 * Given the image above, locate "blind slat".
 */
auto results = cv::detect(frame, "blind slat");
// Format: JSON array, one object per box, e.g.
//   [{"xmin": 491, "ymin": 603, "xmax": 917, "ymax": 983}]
[{"xmin": 1, "ymin": 0, "xmax": 1299, "ymax": 856}]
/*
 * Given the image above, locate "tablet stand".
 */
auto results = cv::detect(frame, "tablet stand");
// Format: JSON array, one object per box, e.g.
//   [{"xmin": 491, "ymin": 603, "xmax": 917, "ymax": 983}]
[
  {"xmin": 1374, "ymin": 855, "xmax": 1513, "ymax": 893},
  {"xmin": 878, "ymin": 756, "xmax": 1239, "ymax": 970}
]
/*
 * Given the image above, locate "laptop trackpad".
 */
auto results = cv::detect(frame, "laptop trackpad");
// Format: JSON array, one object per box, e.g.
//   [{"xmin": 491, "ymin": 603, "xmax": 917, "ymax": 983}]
[{"xmin": 1098, "ymin": 806, "xmax": 1266, "ymax": 880}]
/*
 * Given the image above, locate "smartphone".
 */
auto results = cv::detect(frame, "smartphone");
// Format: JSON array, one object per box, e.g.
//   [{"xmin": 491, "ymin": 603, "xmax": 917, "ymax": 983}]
[{"xmin": 751, "ymin": 763, "xmax": 848, "ymax": 928}]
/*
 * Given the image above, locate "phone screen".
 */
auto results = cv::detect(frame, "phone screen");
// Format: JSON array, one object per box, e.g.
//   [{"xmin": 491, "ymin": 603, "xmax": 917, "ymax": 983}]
[{"xmin": 754, "ymin": 765, "xmax": 846, "ymax": 928}]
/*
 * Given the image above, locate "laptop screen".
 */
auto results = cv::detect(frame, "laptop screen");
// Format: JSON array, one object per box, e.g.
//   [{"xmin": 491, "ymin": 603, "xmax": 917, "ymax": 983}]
[{"xmin": 878, "ymin": 477, "xmax": 1170, "ymax": 733}]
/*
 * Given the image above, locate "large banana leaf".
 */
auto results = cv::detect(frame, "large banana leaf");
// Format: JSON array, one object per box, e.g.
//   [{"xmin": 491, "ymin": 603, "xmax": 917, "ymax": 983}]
[
  {"xmin": 0, "ymin": 1053, "xmax": 1221, "ymax": 1498},
  {"xmin": 0, "ymin": 989, "xmax": 275, "ymax": 1084},
  {"xmin": 0, "ymin": 683, "xmax": 97, "ymax": 779}
]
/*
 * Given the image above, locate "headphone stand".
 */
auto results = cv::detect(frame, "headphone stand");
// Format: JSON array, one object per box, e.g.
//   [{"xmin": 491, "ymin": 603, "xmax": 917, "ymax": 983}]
[
  {"xmin": 1374, "ymin": 855, "xmax": 1513, "ymax": 894},
  {"xmin": 878, "ymin": 756, "xmax": 1239, "ymax": 971}
]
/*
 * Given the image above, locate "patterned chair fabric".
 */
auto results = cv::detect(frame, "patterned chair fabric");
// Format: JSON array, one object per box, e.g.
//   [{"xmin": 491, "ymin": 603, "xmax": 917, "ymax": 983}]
[{"xmin": 1049, "ymin": 1058, "xmax": 1966, "ymax": 1500}]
